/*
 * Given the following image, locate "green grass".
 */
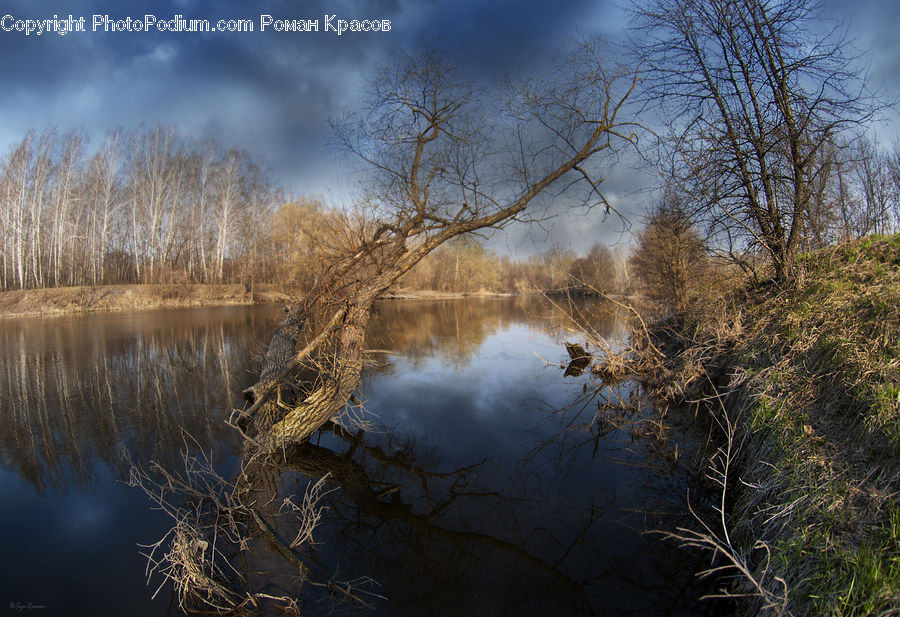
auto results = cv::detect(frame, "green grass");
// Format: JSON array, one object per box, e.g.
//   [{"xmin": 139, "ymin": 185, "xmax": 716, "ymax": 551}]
[
  {"xmin": 668, "ymin": 234, "xmax": 900, "ymax": 615},
  {"xmin": 806, "ymin": 506, "xmax": 900, "ymax": 616}
]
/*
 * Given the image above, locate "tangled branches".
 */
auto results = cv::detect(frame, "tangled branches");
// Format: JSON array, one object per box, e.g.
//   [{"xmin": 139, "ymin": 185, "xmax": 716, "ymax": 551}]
[
  {"xmin": 123, "ymin": 440, "xmax": 372, "ymax": 615},
  {"xmin": 658, "ymin": 378, "xmax": 789, "ymax": 616},
  {"xmin": 125, "ymin": 446, "xmax": 251, "ymax": 612}
]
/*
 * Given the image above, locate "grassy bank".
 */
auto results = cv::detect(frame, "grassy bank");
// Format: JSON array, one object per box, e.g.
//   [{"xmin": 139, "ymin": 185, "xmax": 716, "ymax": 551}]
[
  {"xmin": 638, "ymin": 235, "xmax": 900, "ymax": 615},
  {"xmin": 0, "ymin": 283, "xmax": 293, "ymax": 318}
]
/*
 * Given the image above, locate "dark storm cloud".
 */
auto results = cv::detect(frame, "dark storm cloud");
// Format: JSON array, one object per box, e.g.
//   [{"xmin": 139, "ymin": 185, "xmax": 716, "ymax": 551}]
[
  {"xmin": 5, "ymin": 4, "xmax": 331, "ymax": 193},
  {"xmin": 1, "ymin": 0, "xmax": 897, "ymax": 252},
  {"xmin": 0, "ymin": 0, "xmax": 613, "ymax": 189},
  {"xmin": 417, "ymin": 0, "xmax": 602, "ymax": 77}
]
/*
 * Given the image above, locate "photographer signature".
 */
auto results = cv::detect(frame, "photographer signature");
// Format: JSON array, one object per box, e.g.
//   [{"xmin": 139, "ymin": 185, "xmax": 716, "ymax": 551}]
[{"xmin": 8, "ymin": 602, "xmax": 46, "ymax": 613}]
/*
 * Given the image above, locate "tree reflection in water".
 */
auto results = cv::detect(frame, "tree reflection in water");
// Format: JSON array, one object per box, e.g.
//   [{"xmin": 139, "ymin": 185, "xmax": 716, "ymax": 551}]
[
  {"xmin": 0, "ymin": 298, "xmax": 719, "ymax": 616},
  {"xmin": 232, "ymin": 423, "xmax": 605, "ymax": 616},
  {"xmin": 0, "ymin": 307, "xmax": 278, "ymax": 494}
]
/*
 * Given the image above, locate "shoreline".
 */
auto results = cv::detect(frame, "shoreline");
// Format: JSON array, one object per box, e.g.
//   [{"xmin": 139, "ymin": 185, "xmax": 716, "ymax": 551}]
[
  {"xmin": 0, "ymin": 284, "xmax": 527, "ymax": 318},
  {"xmin": 0, "ymin": 284, "xmax": 292, "ymax": 319},
  {"xmin": 378, "ymin": 289, "xmax": 519, "ymax": 300}
]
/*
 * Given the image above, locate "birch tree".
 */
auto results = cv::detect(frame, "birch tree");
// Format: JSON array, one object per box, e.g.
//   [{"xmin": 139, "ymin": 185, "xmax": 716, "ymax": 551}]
[
  {"xmin": 211, "ymin": 150, "xmax": 251, "ymax": 282},
  {"xmin": 126, "ymin": 125, "xmax": 184, "ymax": 282},
  {"xmin": 1, "ymin": 132, "xmax": 33, "ymax": 289},
  {"xmin": 48, "ymin": 130, "xmax": 84, "ymax": 286},
  {"xmin": 83, "ymin": 129, "xmax": 124, "ymax": 284}
]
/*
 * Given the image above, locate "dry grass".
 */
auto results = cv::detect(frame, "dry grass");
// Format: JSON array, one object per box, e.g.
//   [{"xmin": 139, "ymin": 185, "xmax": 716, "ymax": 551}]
[
  {"xmin": 0, "ymin": 283, "xmax": 292, "ymax": 317},
  {"xmin": 591, "ymin": 349, "xmax": 631, "ymax": 384}
]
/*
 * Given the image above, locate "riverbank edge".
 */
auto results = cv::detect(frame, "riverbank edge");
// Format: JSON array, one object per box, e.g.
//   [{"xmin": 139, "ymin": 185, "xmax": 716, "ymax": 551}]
[
  {"xmin": 0, "ymin": 284, "xmax": 526, "ymax": 318},
  {"xmin": 629, "ymin": 235, "xmax": 900, "ymax": 616},
  {"xmin": 0, "ymin": 284, "xmax": 288, "ymax": 318}
]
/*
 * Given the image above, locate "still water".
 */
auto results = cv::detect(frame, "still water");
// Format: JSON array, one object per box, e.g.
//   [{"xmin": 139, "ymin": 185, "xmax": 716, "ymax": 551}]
[{"xmin": 0, "ymin": 297, "xmax": 716, "ymax": 616}]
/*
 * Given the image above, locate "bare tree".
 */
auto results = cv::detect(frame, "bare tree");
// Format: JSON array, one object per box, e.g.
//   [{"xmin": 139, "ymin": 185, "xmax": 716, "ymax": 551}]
[
  {"xmin": 28, "ymin": 131, "xmax": 53, "ymax": 288},
  {"xmin": 630, "ymin": 190, "xmax": 709, "ymax": 313},
  {"xmin": 633, "ymin": 0, "xmax": 877, "ymax": 281},
  {"xmin": 3, "ymin": 129, "xmax": 56, "ymax": 289},
  {"xmin": 48, "ymin": 130, "xmax": 84, "ymax": 286},
  {"xmin": 82, "ymin": 129, "xmax": 125, "ymax": 285},
  {"xmin": 238, "ymin": 43, "xmax": 642, "ymax": 451},
  {"xmin": 852, "ymin": 136, "xmax": 897, "ymax": 235},
  {"xmin": 212, "ymin": 150, "xmax": 250, "ymax": 282},
  {"xmin": 568, "ymin": 243, "xmax": 619, "ymax": 294},
  {"xmin": 0, "ymin": 124, "xmax": 281, "ymax": 290},
  {"xmin": 799, "ymin": 136, "xmax": 842, "ymax": 251},
  {"xmin": 126, "ymin": 125, "xmax": 186, "ymax": 282},
  {"xmin": 183, "ymin": 140, "xmax": 217, "ymax": 283},
  {"xmin": 0, "ymin": 151, "xmax": 7, "ymax": 290},
  {"xmin": 1, "ymin": 132, "xmax": 32, "ymax": 289}
]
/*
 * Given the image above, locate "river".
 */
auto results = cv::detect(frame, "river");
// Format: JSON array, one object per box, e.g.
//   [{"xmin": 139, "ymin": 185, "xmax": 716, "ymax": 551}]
[{"xmin": 0, "ymin": 297, "xmax": 720, "ymax": 616}]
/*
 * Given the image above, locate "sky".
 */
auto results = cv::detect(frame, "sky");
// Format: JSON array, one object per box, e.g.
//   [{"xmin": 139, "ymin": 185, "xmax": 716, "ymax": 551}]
[{"xmin": 1, "ymin": 0, "xmax": 897, "ymax": 256}]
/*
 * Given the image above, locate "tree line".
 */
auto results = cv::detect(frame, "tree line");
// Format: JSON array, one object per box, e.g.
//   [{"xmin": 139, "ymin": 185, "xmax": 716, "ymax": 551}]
[
  {"xmin": 266, "ymin": 196, "xmax": 634, "ymax": 295},
  {"xmin": 0, "ymin": 125, "xmax": 274, "ymax": 291},
  {"xmin": 0, "ymin": 124, "xmax": 636, "ymax": 297},
  {"xmin": 0, "ymin": 123, "xmax": 628, "ymax": 295},
  {"xmin": 3, "ymin": 121, "xmax": 894, "ymax": 302}
]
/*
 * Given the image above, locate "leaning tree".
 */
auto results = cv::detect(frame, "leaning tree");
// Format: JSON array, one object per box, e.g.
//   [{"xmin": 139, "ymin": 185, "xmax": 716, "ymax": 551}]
[
  {"xmin": 130, "ymin": 42, "xmax": 644, "ymax": 614},
  {"xmin": 236, "ymin": 43, "xmax": 643, "ymax": 453}
]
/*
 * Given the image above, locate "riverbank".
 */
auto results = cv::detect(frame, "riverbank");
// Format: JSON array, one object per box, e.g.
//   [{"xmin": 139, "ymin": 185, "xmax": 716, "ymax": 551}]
[
  {"xmin": 0, "ymin": 284, "xmax": 524, "ymax": 318},
  {"xmin": 0, "ymin": 284, "xmax": 294, "ymax": 318},
  {"xmin": 625, "ymin": 235, "xmax": 900, "ymax": 615}
]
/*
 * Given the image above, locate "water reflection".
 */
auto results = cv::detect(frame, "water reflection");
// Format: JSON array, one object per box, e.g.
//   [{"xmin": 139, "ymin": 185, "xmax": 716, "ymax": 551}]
[
  {"xmin": 0, "ymin": 307, "xmax": 279, "ymax": 493},
  {"xmin": 0, "ymin": 297, "xmax": 714, "ymax": 617},
  {"xmin": 0, "ymin": 298, "xmax": 621, "ymax": 494},
  {"xmin": 367, "ymin": 296, "xmax": 628, "ymax": 370},
  {"xmin": 234, "ymin": 405, "xmax": 713, "ymax": 616},
  {"xmin": 248, "ymin": 430, "xmax": 599, "ymax": 616},
  {"xmin": 221, "ymin": 298, "xmax": 714, "ymax": 616}
]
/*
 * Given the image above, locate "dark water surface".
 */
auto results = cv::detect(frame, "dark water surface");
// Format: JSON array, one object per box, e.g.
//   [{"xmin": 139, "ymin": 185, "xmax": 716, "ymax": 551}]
[{"xmin": 0, "ymin": 297, "xmax": 716, "ymax": 616}]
